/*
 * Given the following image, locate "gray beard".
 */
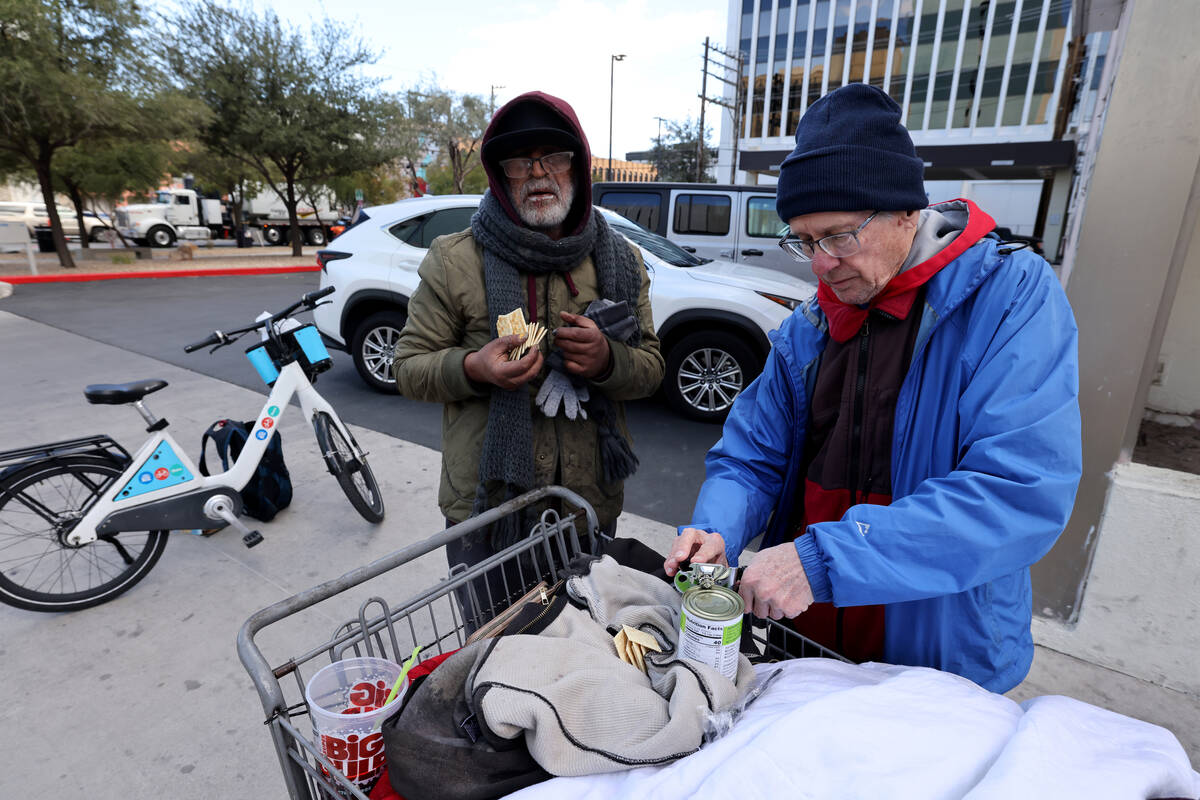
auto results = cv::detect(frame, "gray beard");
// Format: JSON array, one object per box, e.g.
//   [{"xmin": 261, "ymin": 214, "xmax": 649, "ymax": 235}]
[{"xmin": 514, "ymin": 176, "xmax": 575, "ymax": 231}]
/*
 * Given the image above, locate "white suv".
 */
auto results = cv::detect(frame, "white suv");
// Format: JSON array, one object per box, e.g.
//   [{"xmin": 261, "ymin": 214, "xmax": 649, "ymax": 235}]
[{"xmin": 312, "ymin": 195, "xmax": 813, "ymax": 422}]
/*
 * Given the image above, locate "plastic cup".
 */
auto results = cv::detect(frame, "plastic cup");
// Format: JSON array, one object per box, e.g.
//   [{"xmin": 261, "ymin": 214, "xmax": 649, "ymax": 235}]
[{"xmin": 305, "ymin": 656, "xmax": 408, "ymax": 792}]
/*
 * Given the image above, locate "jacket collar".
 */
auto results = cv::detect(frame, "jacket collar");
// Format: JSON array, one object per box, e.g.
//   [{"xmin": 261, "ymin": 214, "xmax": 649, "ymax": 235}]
[{"xmin": 813, "ymin": 199, "xmax": 997, "ymax": 342}]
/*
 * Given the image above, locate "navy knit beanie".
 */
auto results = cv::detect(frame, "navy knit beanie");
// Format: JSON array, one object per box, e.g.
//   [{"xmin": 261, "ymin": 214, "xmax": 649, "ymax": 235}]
[{"xmin": 776, "ymin": 83, "xmax": 928, "ymax": 222}]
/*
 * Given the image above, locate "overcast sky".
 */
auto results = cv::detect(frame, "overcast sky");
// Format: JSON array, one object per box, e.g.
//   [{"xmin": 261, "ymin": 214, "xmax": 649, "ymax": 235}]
[{"xmin": 257, "ymin": 0, "xmax": 731, "ymax": 159}]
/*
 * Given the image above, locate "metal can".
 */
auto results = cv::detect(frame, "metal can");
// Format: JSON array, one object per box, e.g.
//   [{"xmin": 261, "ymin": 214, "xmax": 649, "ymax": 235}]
[{"xmin": 678, "ymin": 586, "xmax": 744, "ymax": 681}]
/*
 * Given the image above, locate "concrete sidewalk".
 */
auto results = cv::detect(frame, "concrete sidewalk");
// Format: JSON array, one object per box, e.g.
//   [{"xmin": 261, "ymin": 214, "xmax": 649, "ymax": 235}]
[
  {"xmin": 0, "ymin": 311, "xmax": 677, "ymax": 798},
  {"xmin": 0, "ymin": 243, "xmax": 323, "ymax": 282},
  {"xmin": 0, "ymin": 310, "xmax": 1194, "ymax": 798}
]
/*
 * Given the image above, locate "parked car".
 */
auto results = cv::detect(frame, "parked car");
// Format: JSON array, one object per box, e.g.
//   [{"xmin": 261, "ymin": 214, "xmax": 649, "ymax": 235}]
[
  {"xmin": 329, "ymin": 214, "xmax": 369, "ymax": 240},
  {"xmin": 592, "ymin": 182, "xmax": 808, "ymax": 282},
  {"xmin": 0, "ymin": 201, "xmax": 112, "ymax": 241},
  {"xmin": 312, "ymin": 195, "xmax": 815, "ymax": 422},
  {"xmin": 328, "ymin": 217, "xmax": 351, "ymax": 239}
]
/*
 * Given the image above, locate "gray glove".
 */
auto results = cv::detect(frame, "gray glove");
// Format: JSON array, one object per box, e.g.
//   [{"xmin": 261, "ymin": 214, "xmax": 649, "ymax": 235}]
[
  {"xmin": 535, "ymin": 369, "xmax": 589, "ymax": 420},
  {"xmin": 583, "ymin": 298, "xmax": 638, "ymax": 344}
]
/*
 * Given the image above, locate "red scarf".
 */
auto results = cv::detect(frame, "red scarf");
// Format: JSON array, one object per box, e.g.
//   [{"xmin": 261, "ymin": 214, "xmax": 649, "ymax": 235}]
[{"xmin": 817, "ymin": 201, "xmax": 995, "ymax": 342}]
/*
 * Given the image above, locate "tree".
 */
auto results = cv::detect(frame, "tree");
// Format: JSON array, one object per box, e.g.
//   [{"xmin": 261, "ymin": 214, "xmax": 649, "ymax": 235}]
[
  {"xmin": 424, "ymin": 162, "xmax": 488, "ymax": 196},
  {"xmin": 53, "ymin": 136, "xmax": 185, "ymax": 248},
  {"xmin": 649, "ymin": 118, "xmax": 718, "ymax": 183},
  {"xmin": 164, "ymin": 1, "xmax": 399, "ymax": 256},
  {"xmin": 327, "ymin": 162, "xmax": 407, "ymax": 210},
  {"xmin": 396, "ymin": 84, "xmax": 490, "ymax": 195},
  {"xmin": 0, "ymin": 0, "xmax": 171, "ymax": 267}
]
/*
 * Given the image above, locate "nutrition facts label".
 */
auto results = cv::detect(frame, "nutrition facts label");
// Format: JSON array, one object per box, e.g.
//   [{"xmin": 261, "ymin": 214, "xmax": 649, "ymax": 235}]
[{"xmin": 679, "ymin": 611, "xmax": 741, "ymax": 681}]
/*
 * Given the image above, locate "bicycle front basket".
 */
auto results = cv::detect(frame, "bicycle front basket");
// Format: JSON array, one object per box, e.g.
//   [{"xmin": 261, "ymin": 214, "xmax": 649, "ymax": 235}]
[
  {"xmin": 286, "ymin": 324, "xmax": 333, "ymax": 376},
  {"xmin": 245, "ymin": 342, "xmax": 281, "ymax": 386}
]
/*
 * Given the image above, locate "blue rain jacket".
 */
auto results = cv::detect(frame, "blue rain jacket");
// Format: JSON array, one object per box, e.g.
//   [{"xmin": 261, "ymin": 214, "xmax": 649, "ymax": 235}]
[{"xmin": 691, "ymin": 232, "xmax": 1082, "ymax": 693}]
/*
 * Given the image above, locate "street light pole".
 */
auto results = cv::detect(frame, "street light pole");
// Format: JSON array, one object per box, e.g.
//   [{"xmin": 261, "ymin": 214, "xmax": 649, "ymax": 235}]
[
  {"xmin": 608, "ymin": 54, "xmax": 626, "ymax": 181},
  {"xmin": 654, "ymin": 115, "xmax": 668, "ymax": 148},
  {"xmin": 653, "ymin": 115, "xmax": 668, "ymax": 182}
]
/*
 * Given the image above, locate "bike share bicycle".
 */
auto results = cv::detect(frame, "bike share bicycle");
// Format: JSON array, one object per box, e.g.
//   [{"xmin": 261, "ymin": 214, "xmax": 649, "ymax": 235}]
[{"xmin": 0, "ymin": 287, "xmax": 384, "ymax": 613}]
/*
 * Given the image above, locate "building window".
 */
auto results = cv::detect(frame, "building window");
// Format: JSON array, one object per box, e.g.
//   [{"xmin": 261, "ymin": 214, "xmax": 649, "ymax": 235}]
[
  {"xmin": 674, "ymin": 194, "xmax": 732, "ymax": 236},
  {"xmin": 768, "ymin": 0, "xmax": 791, "ymax": 137},
  {"xmin": 737, "ymin": 0, "xmax": 1076, "ymax": 152},
  {"xmin": 825, "ymin": 0, "xmax": 851, "ymax": 92},
  {"xmin": 882, "ymin": 2, "xmax": 918, "ymax": 108},
  {"xmin": 810, "ymin": 1, "xmax": 833, "ymax": 105},
  {"xmin": 746, "ymin": 196, "xmax": 784, "ymax": 237}
]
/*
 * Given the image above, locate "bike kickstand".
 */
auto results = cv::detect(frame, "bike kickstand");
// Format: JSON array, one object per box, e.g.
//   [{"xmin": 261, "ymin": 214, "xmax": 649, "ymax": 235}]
[{"xmin": 203, "ymin": 495, "xmax": 265, "ymax": 548}]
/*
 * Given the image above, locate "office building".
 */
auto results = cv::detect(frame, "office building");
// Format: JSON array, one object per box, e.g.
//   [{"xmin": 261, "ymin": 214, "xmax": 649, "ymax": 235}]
[{"xmin": 720, "ymin": 0, "xmax": 1111, "ymax": 258}]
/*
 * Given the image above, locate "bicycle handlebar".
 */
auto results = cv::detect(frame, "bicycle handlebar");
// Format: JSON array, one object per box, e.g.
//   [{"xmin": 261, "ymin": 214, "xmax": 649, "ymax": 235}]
[
  {"xmin": 269, "ymin": 285, "xmax": 336, "ymax": 325},
  {"xmin": 182, "ymin": 287, "xmax": 336, "ymax": 354},
  {"xmin": 307, "ymin": 285, "xmax": 336, "ymax": 303},
  {"xmin": 184, "ymin": 331, "xmax": 225, "ymax": 353}
]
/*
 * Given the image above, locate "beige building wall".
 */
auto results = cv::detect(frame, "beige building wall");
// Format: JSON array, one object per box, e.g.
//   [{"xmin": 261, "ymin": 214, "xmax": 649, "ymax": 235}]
[
  {"xmin": 591, "ymin": 158, "xmax": 657, "ymax": 183},
  {"xmin": 1147, "ymin": 210, "xmax": 1200, "ymax": 422},
  {"xmin": 0, "ymin": 180, "xmax": 46, "ymax": 203}
]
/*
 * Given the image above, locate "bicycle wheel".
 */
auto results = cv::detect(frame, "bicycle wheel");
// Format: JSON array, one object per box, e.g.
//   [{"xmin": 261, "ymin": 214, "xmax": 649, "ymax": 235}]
[
  {"xmin": 313, "ymin": 412, "xmax": 385, "ymax": 523},
  {"xmin": 0, "ymin": 455, "xmax": 168, "ymax": 612}
]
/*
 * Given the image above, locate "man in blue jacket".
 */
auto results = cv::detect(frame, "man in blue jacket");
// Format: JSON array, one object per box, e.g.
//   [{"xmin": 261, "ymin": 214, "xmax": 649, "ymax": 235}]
[{"xmin": 664, "ymin": 83, "xmax": 1082, "ymax": 693}]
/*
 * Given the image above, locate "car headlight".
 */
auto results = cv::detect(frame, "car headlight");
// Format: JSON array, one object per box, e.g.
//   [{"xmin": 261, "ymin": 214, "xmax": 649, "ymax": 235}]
[{"xmin": 755, "ymin": 291, "xmax": 803, "ymax": 311}]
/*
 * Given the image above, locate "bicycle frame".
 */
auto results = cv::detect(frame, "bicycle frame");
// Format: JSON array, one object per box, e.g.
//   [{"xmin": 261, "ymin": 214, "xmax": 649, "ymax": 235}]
[{"xmin": 66, "ymin": 359, "xmax": 360, "ymax": 546}]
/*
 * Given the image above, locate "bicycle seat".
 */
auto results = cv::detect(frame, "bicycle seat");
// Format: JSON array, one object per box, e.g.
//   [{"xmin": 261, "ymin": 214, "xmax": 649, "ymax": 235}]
[{"xmin": 84, "ymin": 379, "xmax": 169, "ymax": 405}]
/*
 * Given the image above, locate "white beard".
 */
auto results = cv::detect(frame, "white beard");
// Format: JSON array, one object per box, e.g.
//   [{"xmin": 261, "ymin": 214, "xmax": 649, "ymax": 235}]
[{"xmin": 514, "ymin": 176, "xmax": 575, "ymax": 230}]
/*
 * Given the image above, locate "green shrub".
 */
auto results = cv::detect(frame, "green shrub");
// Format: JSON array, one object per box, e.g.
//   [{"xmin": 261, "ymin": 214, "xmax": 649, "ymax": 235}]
[{"xmin": 110, "ymin": 254, "xmax": 135, "ymax": 265}]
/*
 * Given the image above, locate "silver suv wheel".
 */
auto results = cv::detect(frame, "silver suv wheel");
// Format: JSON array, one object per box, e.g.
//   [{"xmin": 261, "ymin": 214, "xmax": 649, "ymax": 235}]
[
  {"xmin": 351, "ymin": 310, "xmax": 408, "ymax": 392},
  {"xmin": 663, "ymin": 330, "xmax": 760, "ymax": 423},
  {"xmin": 679, "ymin": 348, "xmax": 743, "ymax": 413}
]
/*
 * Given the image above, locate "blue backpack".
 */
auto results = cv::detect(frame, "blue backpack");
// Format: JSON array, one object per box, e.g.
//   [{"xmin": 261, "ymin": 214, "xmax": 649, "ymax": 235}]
[{"xmin": 199, "ymin": 419, "xmax": 293, "ymax": 522}]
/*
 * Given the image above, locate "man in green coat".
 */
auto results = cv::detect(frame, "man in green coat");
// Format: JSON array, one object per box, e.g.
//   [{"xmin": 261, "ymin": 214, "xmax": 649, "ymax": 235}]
[{"xmin": 393, "ymin": 91, "xmax": 664, "ymax": 621}]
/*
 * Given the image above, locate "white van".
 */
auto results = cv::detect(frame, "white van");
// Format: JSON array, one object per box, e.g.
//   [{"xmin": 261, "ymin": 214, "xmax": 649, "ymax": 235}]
[{"xmin": 593, "ymin": 182, "xmax": 815, "ymax": 283}]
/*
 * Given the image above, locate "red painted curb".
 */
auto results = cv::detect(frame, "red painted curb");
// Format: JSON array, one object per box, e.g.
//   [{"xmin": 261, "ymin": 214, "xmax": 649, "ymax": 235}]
[{"xmin": 0, "ymin": 264, "xmax": 320, "ymax": 284}]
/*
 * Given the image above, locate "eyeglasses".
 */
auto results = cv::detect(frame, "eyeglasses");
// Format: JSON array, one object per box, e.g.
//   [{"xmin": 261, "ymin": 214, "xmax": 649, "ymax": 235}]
[
  {"xmin": 778, "ymin": 211, "xmax": 880, "ymax": 262},
  {"xmin": 497, "ymin": 151, "xmax": 574, "ymax": 180}
]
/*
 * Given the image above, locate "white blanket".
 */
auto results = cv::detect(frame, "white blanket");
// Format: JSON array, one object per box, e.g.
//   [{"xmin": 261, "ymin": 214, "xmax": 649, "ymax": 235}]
[{"xmin": 506, "ymin": 659, "xmax": 1200, "ymax": 800}]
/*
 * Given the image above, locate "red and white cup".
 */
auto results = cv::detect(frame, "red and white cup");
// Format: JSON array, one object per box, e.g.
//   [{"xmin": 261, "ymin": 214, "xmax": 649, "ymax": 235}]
[{"xmin": 305, "ymin": 656, "xmax": 408, "ymax": 792}]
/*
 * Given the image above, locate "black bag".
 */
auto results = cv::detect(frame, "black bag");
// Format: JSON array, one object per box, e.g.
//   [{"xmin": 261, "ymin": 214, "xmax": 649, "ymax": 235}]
[
  {"xmin": 198, "ymin": 419, "xmax": 293, "ymax": 521},
  {"xmin": 382, "ymin": 640, "xmax": 551, "ymax": 800}
]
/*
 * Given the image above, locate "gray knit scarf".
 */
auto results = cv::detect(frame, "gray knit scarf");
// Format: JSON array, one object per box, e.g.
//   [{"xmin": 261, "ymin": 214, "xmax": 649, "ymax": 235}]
[{"xmin": 469, "ymin": 190, "xmax": 641, "ymax": 545}]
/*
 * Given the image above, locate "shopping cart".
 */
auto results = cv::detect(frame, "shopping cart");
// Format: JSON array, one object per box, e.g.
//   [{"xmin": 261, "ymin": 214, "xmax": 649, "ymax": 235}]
[{"xmin": 238, "ymin": 485, "xmax": 846, "ymax": 800}]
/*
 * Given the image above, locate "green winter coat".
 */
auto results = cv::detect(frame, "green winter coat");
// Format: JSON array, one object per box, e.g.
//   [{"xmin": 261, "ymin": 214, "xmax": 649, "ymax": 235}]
[{"xmin": 393, "ymin": 229, "xmax": 664, "ymax": 529}]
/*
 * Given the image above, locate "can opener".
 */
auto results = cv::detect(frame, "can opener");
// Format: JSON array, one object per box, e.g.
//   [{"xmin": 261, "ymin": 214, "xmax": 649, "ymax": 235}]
[{"xmin": 673, "ymin": 562, "xmax": 741, "ymax": 593}]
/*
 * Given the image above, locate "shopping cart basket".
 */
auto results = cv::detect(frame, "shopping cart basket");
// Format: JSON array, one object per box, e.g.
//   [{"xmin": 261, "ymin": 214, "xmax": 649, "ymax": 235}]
[{"xmin": 238, "ymin": 485, "xmax": 846, "ymax": 800}]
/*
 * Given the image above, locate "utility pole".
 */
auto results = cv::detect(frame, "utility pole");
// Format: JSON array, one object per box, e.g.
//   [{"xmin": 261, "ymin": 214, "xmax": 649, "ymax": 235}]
[
  {"xmin": 608, "ymin": 54, "xmax": 627, "ymax": 181},
  {"xmin": 698, "ymin": 41, "xmax": 746, "ymax": 184},
  {"xmin": 697, "ymin": 37, "xmax": 710, "ymax": 182},
  {"xmin": 489, "ymin": 85, "xmax": 505, "ymax": 116}
]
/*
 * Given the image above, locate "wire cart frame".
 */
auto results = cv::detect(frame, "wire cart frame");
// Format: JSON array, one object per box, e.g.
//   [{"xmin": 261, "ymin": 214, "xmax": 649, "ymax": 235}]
[{"xmin": 238, "ymin": 486, "xmax": 846, "ymax": 800}]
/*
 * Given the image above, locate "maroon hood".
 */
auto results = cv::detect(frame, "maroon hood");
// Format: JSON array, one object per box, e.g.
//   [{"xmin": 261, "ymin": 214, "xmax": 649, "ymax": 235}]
[{"xmin": 480, "ymin": 91, "xmax": 593, "ymax": 236}]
